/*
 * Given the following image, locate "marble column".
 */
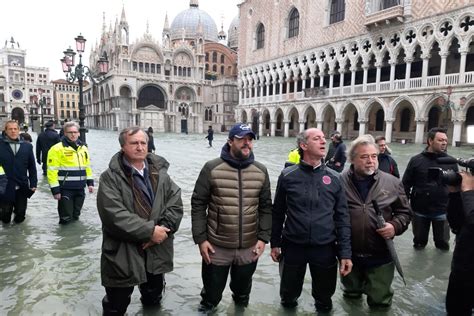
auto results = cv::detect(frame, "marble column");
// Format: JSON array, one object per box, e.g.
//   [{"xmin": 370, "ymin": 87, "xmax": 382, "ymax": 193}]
[
  {"xmin": 404, "ymin": 57, "xmax": 413, "ymax": 89},
  {"xmin": 283, "ymin": 120, "xmax": 290, "ymax": 138},
  {"xmin": 439, "ymin": 51, "xmax": 448, "ymax": 86},
  {"xmin": 384, "ymin": 120, "xmax": 394, "ymax": 143},
  {"xmin": 336, "ymin": 119, "xmax": 344, "ymax": 135},
  {"xmin": 299, "ymin": 120, "xmax": 305, "ymax": 133},
  {"xmin": 271, "ymin": 120, "xmax": 276, "ymax": 137},
  {"xmin": 317, "ymin": 120, "xmax": 324, "ymax": 131},
  {"xmin": 415, "ymin": 119, "xmax": 426, "ymax": 144},
  {"xmin": 358, "ymin": 119, "xmax": 367, "ymax": 136},
  {"xmin": 421, "ymin": 53, "xmax": 431, "ymax": 86},
  {"xmin": 452, "ymin": 119, "xmax": 464, "ymax": 146},
  {"xmin": 459, "ymin": 49, "xmax": 468, "ymax": 84}
]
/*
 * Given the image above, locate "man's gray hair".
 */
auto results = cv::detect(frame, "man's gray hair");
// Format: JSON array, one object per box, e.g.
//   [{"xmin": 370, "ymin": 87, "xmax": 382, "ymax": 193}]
[
  {"xmin": 296, "ymin": 129, "xmax": 310, "ymax": 158},
  {"xmin": 63, "ymin": 121, "xmax": 80, "ymax": 132},
  {"xmin": 348, "ymin": 134, "xmax": 379, "ymax": 162},
  {"xmin": 119, "ymin": 126, "xmax": 148, "ymax": 147}
]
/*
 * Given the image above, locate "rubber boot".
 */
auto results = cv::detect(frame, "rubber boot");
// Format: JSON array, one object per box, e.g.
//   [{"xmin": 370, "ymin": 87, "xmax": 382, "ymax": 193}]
[
  {"xmin": 433, "ymin": 219, "xmax": 450, "ymax": 251},
  {"xmin": 309, "ymin": 262, "xmax": 337, "ymax": 313},
  {"xmin": 0, "ymin": 204, "xmax": 13, "ymax": 223},
  {"xmin": 139, "ymin": 273, "xmax": 164, "ymax": 306},
  {"xmin": 279, "ymin": 263, "xmax": 307, "ymax": 308},
  {"xmin": 200, "ymin": 262, "xmax": 230, "ymax": 310},
  {"xmin": 229, "ymin": 261, "xmax": 258, "ymax": 306}
]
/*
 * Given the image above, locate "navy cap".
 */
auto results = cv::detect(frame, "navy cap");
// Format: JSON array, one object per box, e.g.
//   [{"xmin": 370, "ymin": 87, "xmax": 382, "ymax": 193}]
[
  {"xmin": 45, "ymin": 120, "xmax": 55, "ymax": 128},
  {"xmin": 228, "ymin": 123, "xmax": 256, "ymax": 140}
]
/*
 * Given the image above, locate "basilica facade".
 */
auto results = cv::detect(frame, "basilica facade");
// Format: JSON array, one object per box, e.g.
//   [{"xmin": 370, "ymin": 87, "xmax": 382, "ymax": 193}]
[
  {"xmin": 83, "ymin": 0, "xmax": 239, "ymax": 134},
  {"xmin": 236, "ymin": 0, "xmax": 474, "ymax": 145}
]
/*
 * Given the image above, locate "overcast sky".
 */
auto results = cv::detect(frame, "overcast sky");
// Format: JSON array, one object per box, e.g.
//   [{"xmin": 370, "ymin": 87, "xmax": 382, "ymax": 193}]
[{"xmin": 0, "ymin": 0, "xmax": 241, "ymax": 80}]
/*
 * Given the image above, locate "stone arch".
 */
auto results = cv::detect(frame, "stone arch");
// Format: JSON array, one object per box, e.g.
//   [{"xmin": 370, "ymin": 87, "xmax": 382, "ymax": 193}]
[
  {"xmin": 389, "ymin": 95, "xmax": 417, "ymax": 120},
  {"xmin": 288, "ymin": 107, "xmax": 300, "ymax": 136},
  {"xmin": 137, "ymin": 84, "xmax": 167, "ymax": 109},
  {"xmin": 301, "ymin": 104, "xmax": 317, "ymax": 129},
  {"xmin": 175, "ymin": 86, "xmax": 195, "ymax": 102},
  {"xmin": 321, "ymin": 102, "xmax": 337, "ymax": 137},
  {"xmin": 261, "ymin": 107, "xmax": 271, "ymax": 136},
  {"xmin": 361, "ymin": 97, "xmax": 386, "ymax": 120},
  {"xmin": 240, "ymin": 109, "xmax": 248, "ymax": 123},
  {"xmin": 463, "ymin": 101, "xmax": 474, "ymax": 143},
  {"xmin": 342, "ymin": 103, "xmax": 359, "ymax": 140},
  {"xmin": 275, "ymin": 107, "xmax": 284, "ymax": 136}
]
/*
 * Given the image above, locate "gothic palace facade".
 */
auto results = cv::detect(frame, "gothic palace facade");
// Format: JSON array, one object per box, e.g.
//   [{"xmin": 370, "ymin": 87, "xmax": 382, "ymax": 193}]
[{"xmin": 236, "ymin": 0, "xmax": 474, "ymax": 144}]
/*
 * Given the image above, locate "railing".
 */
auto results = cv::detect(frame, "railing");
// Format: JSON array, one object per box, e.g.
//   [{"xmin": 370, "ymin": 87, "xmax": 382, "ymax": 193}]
[
  {"xmin": 239, "ymin": 71, "xmax": 474, "ymax": 105},
  {"xmin": 409, "ymin": 78, "xmax": 422, "ymax": 89},
  {"xmin": 465, "ymin": 72, "xmax": 474, "ymax": 84},
  {"xmin": 427, "ymin": 75, "xmax": 440, "ymax": 87},
  {"xmin": 394, "ymin": 80, "xmax": 405, "ymax": 90},
  {"xmin": 366, "ymin": 83, "xmax": 376, "ymax": 92},
  {"xmin": 380, "ymin": 82, "xmax": 391, "ymax": 91},
  {"xmin": 445, "ymin": 73, "xmax": 459, "ymax": 85}
]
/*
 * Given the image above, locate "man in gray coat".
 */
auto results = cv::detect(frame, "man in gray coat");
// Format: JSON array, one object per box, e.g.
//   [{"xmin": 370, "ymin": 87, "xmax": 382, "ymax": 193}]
[{"xmin": 97, "ymin": 126, "xmax": 183, "ymax": 315}]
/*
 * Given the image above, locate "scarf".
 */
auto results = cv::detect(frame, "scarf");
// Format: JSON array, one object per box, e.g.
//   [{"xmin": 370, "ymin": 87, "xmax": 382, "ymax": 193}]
[{"xmin": 119, "ymin": 154, "xmax": 158, "ymax": 220}]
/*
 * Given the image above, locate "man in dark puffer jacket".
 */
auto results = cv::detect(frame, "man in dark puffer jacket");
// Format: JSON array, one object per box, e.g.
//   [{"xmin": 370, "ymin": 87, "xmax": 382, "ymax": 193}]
[
  {"xmin": 191, "ymin": 123, "xmax": 272, "ymax": 311},
  {"xmin": 402, "ymin": 127, "xmax": 458, "ymax": 250}
]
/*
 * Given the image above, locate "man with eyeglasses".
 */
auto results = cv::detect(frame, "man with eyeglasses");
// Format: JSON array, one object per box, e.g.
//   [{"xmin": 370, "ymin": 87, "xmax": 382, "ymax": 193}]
[
  {"xmin": 47, "ymin": 121, "xmax": 94, "ymax": 224},
  {"xmin": 340, "ymin": 134, "xmax": 411, "ymax": 308}
]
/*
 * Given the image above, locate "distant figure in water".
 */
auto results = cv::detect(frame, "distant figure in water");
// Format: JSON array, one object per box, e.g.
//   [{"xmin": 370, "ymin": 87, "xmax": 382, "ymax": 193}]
[
  {"xmin": 205, "ymin": 126, "xmax": 214, "ymax": 148},
  {"xmin": 147, "ymin": 127, "xmax": 155, "ymax": 153}
]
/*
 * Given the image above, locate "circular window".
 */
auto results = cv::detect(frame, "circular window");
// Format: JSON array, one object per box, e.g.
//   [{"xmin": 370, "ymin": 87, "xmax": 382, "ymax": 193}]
[{"xmin": 12, "ymin": 89, "xmax": 23, "ymax": 100}]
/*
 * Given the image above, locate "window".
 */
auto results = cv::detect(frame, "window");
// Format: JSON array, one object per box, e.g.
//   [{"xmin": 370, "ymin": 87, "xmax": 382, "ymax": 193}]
[
  {"xmin": 220, "ymin": 55, "xmax": 225, "ymax": 64},
  {"xmin": 381, "ymin": 0, "xmax": 399, "ymax": 10},
  {"xmin": 256, "ymin": 23, "xmax": 265, "ymax": 49},
  {"xmin": 330, "ymin": 0, "xmax": 345, "ymax": 24},
  {"xmin": 288, "ymin": 8, "xmax": 299, "ymax": 38},
  {"xmin": 212, "ymin": 52, "xmax": 218, "ymax": 63}
]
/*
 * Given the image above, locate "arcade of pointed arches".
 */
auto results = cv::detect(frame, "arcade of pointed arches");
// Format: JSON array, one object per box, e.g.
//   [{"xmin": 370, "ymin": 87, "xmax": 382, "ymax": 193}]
[{"xmin": 239, "ymin": 94, "xmax": 474, "ymax": 144}]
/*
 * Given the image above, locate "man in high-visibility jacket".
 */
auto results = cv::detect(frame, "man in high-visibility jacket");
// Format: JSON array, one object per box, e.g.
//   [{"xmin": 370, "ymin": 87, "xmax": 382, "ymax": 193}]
[
  {"xmin": 47, "ymin": 121, "xmax": 94, "ymax": 224},
  {"xmin": 0, "ymin": 165, "xmax": 7, "ymax": 197}
]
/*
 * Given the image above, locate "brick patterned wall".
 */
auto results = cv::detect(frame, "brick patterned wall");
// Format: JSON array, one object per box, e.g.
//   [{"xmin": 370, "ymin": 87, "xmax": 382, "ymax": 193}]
[{"xmin": 238, "ymin": 0, "xmax": 473, "ymax": 69}]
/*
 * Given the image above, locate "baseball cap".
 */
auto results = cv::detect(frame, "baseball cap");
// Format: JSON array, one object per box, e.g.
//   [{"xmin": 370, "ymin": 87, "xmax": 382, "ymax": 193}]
[
  {"xmin": 45, "ymin": 120, "xmax": 55, "ymax": 128},
  {"xmin": 228, "ymin": 123, "xmax": 256, "ymax": 139}
]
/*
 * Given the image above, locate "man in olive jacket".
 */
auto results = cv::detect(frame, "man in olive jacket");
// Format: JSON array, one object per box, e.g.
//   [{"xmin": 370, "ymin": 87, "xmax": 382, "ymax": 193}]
[
  {"xmin": 191, "ymin": 123, "xmax": 272, "ymax": 311},
  {"xmin": 341, "ymin": 135, "xmax": 411, "ymax": 308},
  {"xmin": 97, "ymin": 127, "xmax": 183, "ymax": 315}
]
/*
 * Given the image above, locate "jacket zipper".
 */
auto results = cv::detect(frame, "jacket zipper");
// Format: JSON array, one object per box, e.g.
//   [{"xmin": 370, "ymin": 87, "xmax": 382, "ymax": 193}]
[{"xmin": 238, "ymin": 168, "xmax": 243, "ymax": 249}]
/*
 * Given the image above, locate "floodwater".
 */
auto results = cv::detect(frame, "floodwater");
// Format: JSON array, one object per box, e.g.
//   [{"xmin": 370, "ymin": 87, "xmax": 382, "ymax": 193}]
[{"xmin": 1, "ymin": 130, "xmax": 473, "ymax": 315}]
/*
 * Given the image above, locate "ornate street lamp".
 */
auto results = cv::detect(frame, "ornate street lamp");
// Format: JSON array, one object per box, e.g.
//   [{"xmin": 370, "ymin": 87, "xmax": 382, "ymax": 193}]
[{"xmin": 60, "ymin": 34, "xmax": 109, "ymax": 143}]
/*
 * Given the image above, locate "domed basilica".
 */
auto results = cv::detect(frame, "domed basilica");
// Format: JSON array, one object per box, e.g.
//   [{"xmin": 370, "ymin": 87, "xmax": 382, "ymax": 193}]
[{"xmin": 84, "ymin": 0, "xmax": 239, "ymax": 134}]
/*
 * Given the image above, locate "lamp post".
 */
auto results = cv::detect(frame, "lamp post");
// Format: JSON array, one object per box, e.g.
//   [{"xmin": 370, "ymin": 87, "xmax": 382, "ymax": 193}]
[{"xmin": 60, "ymin": 34, "xmax": 109, "ymax": 143}]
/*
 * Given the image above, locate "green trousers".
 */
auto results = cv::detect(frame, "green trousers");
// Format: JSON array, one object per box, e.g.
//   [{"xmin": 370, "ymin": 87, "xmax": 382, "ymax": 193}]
[{"xmin": 341, "ymin": 261, "xmax": 395, "ymax": 307}]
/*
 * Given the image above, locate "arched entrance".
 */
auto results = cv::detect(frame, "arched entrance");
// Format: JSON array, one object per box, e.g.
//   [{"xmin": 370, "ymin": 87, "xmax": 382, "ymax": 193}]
[
  {"xmin": 137, "ymin": 85, "xmax": 165, "ymax": 109},
  {"xmin": 11, "ymin": 107, "xmax": 25, "ymax": 124}
]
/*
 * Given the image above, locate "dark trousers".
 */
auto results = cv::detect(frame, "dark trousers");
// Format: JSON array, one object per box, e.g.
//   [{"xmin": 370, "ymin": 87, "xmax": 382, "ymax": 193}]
[
  {"xmin": 58, "ymin": 189, "xmax": 85, "ymax": 223},
  {"xmin": 102, "ymin": 273, "xmax": 164, "ymax": 315},
  {"xmin": 200, "ymin": 261, "xmax": 257, "ymax": 308},
  {"xmin": 41, "ymin": 154, "xmax": 48, "ymax": 175},
  {"xmin": 446, "ymin": 271, "xmax": 474, "ymax": 315},
  {"xmin": 412, "ymin": 214, "xmax": 450, "ymax": 249},
  {"xmin": 0, "ymin": 189, "xmax": 28, "ymax": 223},
  {"xmin": 279, "ymin": 242, "xmax": 337, "ymax": 311}
]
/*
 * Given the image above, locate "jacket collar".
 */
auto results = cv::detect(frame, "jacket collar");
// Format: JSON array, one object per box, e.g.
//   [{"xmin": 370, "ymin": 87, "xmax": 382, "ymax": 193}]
[{"xmin": 220, "ymin": 143, "xmax": 254, "ymax": 169}]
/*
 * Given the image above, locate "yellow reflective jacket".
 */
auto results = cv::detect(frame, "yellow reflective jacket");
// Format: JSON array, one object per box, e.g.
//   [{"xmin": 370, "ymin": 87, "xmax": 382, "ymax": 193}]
[
  {"xmin": 285, "ymin": 148, "xmax": 301, "ymax": 166},
  {"xmin": 47, "ymin": 139, "xmax": 93, "ymax": 195},
  {"xmin": 0, "ymin": 165, "xmax": 6, "ymax": 195}
]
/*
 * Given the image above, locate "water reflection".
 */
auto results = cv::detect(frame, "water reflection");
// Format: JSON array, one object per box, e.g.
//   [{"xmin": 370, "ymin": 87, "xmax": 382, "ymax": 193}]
[{"xmin": 0, "ymin": 129, "xmax": 473, "ymax": 315}]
